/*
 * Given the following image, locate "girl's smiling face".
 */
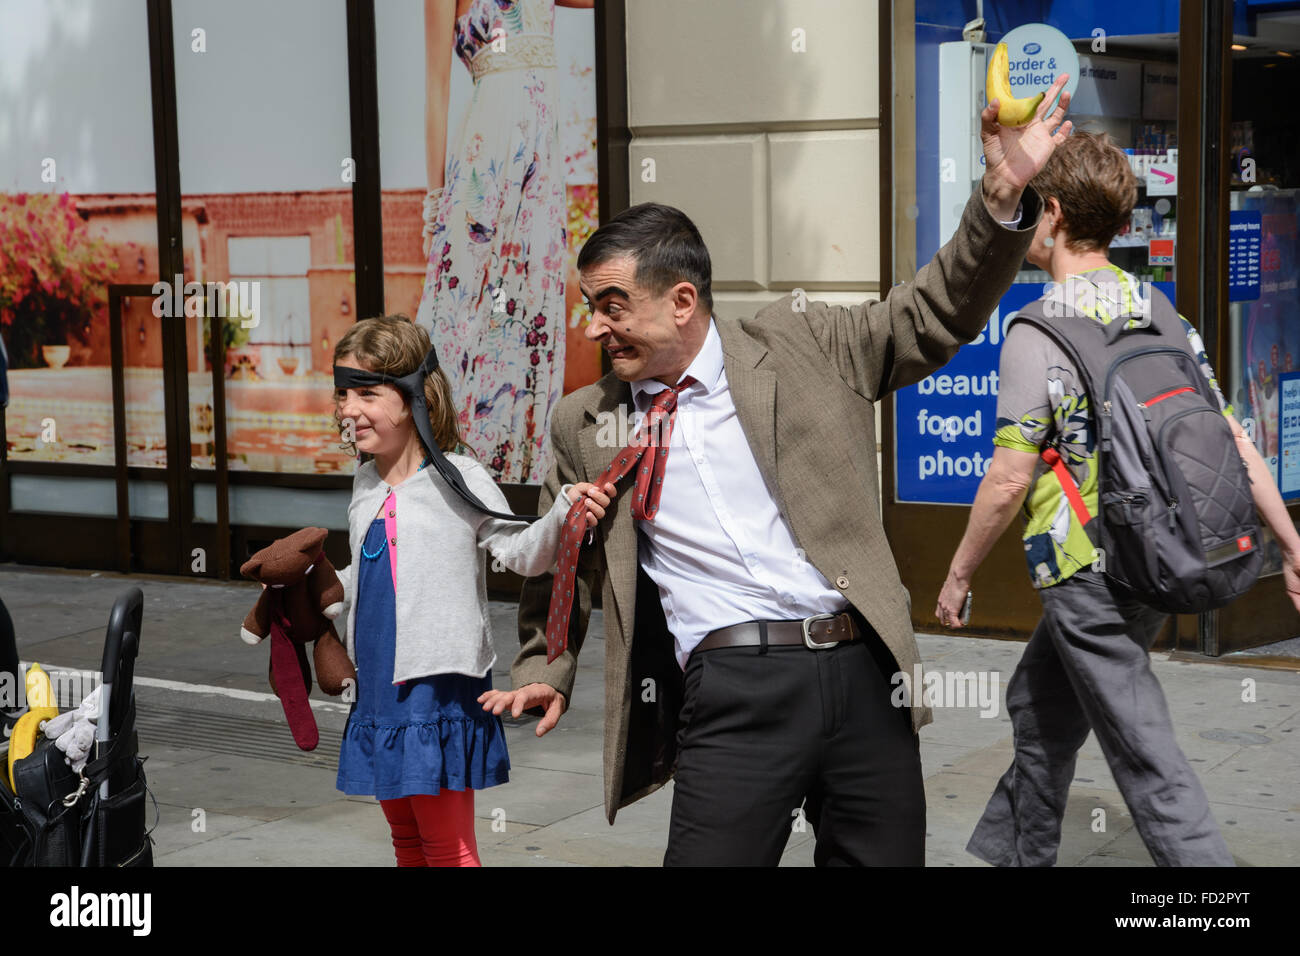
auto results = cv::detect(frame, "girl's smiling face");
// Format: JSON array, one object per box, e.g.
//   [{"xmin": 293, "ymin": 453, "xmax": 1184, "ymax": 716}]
[{"xmin": 334, "ymin": 353, "xmax": 415, "ymax": 458}]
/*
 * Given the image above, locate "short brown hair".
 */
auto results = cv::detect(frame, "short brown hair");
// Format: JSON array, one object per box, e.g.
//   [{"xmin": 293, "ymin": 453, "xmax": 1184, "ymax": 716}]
[
  {"xmin": 332, "ymin": 315, "xmax": 463, "ymax": 457},
  {"xmin": 1029, "ymin": 130, "xmax": 1138, "ymax": 253},
  {"xmin": 577, "ymin": 202, "xmax": 713, "ymax": 312}
]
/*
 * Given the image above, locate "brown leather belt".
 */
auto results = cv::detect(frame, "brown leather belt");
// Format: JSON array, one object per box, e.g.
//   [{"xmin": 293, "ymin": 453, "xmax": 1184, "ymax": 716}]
[{"xmin": 693, "ymin": 612, "xmax": 862, "ymax": 655}]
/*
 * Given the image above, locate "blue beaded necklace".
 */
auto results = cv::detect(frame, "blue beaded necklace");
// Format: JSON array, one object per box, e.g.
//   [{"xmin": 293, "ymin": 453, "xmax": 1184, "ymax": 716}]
[{"xmin": 361, "ymin": 455, "xmax": 432, "ymax": 560}]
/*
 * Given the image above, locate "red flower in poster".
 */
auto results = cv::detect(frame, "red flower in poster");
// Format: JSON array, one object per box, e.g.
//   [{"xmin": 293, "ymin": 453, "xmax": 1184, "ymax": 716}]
[{"xmin": 0, "ymin": 191, "xmax": 119, "ymax": 368}]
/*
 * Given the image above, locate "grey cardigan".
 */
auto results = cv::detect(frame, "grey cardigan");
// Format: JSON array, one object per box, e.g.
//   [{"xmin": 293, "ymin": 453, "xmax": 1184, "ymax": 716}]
[{"xmin": 335, "ymin": 453, "xmax": 572, "ymax": 682}]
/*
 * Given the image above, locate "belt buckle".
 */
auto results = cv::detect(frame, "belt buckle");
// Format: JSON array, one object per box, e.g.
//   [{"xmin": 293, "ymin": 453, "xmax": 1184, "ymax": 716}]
[{"xmin": 801, "ymin": 613, "xmax": 839, "ymax": 650}]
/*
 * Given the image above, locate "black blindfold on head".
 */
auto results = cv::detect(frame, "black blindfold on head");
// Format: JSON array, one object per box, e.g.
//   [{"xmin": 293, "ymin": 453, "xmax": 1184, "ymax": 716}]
[{"xmin": 334, "ymin": 347, "xmax": 538, "ymax": 522}]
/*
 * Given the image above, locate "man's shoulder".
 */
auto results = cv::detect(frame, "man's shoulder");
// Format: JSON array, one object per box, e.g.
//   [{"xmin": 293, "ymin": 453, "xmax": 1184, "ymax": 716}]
[
  {"xmin": 745, "ymin": 294, "xmax": 823, "ymax": 329},
  {"xmin": 551, "ymin": 371, "xmax": 630, "ymax": 432},
  {"xmin": 721, "ymin": 296, "xmax": 826, "ymax": 358}
]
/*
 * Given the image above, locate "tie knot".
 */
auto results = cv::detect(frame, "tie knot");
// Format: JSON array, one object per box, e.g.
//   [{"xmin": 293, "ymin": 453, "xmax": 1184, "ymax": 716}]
[{"xmin": 649, "ymin": 375, "xmax": 697, "ymax": 410}]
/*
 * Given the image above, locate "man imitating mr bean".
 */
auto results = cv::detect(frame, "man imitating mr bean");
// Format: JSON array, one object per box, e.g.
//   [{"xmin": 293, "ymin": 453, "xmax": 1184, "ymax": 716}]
[{"xmin": 481, "ymin": 75, "xmax": 1075, "ymax": 865}]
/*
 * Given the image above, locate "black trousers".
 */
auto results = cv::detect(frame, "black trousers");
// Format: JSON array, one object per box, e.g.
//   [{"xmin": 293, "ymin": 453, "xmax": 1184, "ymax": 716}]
[{"xmin": 663, "ymin": 623, "xmax": 925, "ymax": 866}]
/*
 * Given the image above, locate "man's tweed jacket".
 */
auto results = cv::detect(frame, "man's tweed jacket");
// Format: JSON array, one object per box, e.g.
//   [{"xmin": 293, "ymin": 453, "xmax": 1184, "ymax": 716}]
[{"xmin": 512, "ymin": 184, "xmax": 1043, "ymax": 822}]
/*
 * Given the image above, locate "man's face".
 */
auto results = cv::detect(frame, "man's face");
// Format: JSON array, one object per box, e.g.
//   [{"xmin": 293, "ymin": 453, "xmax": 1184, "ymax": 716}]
[{"xmin": 580, "ymin": 253, "xmax": 694, "ymax": 384}]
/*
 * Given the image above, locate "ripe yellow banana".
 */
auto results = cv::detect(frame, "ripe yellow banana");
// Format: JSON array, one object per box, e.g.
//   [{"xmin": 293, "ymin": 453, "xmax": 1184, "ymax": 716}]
[
  {"xmin": 25, "ymin": 662, "xmax": 53, "ymax": 709},
  {"xmin": 8, "ymin": 664, "xmax": 59, "ymax": 790},
  {"xmin": 8, "ymin": 708, "xmax": 59, "ymax": 791},
  {"xmin": 986, "ymin": 42, "xmax": 1044, "ymax": 127}
]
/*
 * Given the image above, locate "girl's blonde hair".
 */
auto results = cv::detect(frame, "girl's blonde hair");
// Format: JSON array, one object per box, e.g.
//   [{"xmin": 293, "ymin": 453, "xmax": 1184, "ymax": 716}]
[{"xmin": 333, "ymin": 315, "xmax": 463, "ymax": 457}]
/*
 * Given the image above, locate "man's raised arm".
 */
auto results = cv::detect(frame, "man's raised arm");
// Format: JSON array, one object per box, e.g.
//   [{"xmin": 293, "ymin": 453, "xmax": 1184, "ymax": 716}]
[{"xmin": 802, "ymin": 74, "xmax": 1073, "ymax": 401}]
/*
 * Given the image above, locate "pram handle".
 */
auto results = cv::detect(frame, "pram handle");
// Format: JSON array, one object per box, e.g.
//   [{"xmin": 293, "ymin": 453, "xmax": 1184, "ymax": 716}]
[
  {"xmin": 96, "ymin": 588, "xmax": 142, "ymax": 800},
  {"xmin": 99, "ymin": 587, "xmax": 142, "ymax": 742}
]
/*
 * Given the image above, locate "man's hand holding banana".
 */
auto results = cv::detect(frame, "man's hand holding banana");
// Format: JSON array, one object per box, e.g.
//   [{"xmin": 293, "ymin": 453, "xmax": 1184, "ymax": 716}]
[{"xmin": 980, "ymin": 62, "xmax": 1073, "ymax": 221}]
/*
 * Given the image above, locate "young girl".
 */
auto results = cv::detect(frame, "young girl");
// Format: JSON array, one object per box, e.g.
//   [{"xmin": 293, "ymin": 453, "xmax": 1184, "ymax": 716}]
[{"xmin": 330, "ymin": 315, "xmax": 612, "ymax": 866}]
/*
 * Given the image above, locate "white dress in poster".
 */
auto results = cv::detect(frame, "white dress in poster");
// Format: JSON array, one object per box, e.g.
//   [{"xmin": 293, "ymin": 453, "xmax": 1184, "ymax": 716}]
[{"xmin": 381, "ymin": 0, "xmax": 597, "ymax": 485}]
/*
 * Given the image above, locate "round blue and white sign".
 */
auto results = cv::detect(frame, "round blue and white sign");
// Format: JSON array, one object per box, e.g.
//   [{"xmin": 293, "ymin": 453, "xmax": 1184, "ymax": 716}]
[{"xmin": 997, "ymin": 23, "xmax": 1080, "ymax": 117}]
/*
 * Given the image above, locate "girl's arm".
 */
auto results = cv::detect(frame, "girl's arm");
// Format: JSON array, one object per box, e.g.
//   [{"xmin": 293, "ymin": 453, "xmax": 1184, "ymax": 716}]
[
  {"xmin": 461, "ymin": 465, "xmax": 614, "ymax": 577},
  {"xmin": 424, "ymin": 0, "xmax": 456, "ymax": 257},
  {"xmin": 479, "ymin": 482, "xmax": 616, "ymax": 577}
]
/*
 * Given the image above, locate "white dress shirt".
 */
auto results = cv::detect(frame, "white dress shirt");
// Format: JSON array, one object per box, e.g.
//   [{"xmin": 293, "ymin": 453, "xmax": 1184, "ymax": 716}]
[{"xmin": 631, "ymin": 319, "xmax": 848, "ymax": 669}]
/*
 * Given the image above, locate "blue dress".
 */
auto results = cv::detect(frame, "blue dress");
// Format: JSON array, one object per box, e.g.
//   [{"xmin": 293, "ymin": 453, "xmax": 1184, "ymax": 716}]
[{"xmin": 336, "ymin": 518, "xmax": 510, "ymax": 799}]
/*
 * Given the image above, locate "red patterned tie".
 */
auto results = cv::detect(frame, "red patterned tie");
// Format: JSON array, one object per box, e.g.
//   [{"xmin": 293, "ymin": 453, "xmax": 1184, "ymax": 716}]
[{"xmin": 545, "ymin": 377, "xmax": 697, "ymax": 663}]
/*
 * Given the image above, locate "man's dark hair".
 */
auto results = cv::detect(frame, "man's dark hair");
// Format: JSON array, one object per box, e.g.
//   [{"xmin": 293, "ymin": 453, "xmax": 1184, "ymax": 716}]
[{"xmin": 577, "ymin": 202, "xmax": 713, "ymax": 312}]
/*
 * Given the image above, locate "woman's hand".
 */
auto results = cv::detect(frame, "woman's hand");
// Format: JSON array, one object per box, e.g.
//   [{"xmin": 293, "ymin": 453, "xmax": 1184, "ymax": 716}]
[{"xmin": 566, "ymin": 481, "xmax": 617, "ymax": 527}]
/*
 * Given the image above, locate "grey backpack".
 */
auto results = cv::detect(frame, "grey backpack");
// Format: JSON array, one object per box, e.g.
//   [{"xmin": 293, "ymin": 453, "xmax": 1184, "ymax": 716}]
[{"xmin": 1010, "ymin": 284, "xmax": 1261, "ymax": 613}]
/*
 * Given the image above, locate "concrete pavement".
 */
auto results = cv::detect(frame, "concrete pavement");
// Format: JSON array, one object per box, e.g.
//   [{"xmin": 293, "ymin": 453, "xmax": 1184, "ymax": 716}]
[{"xmin": 2, "ymin": 562, "xmax": 1297, "ymax": 866}]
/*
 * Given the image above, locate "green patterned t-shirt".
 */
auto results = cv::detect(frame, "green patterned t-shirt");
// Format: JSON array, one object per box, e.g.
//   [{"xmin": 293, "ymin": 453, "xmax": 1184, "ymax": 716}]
[{"xmin": 994, "ymin": 265, "xmax": 1232, "ymax": 588}]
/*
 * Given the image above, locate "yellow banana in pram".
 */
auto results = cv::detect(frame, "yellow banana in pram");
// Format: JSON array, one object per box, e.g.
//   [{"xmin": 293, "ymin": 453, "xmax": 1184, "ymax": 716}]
[{"xmin": 8, "ymin": 664, "xmax": 59, "ymax": 791}]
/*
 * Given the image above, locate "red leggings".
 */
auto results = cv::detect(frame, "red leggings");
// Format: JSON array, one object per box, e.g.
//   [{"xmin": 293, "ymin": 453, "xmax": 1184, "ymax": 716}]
[{"xmin": 379, "ymin": 790, "xmax": 480, "ymax": 867}]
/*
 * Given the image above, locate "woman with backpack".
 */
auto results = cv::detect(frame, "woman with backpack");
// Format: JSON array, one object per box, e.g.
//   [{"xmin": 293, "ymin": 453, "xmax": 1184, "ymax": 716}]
[{"xmin": 934, "ymin": 130, "xmax": 1300, "ymax": 867}]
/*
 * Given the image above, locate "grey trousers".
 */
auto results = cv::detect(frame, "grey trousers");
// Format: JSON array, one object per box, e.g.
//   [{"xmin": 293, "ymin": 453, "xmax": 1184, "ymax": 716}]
[{"xmin": 966, "ymin": 569, "xmax": 1233, "ymax": 866}]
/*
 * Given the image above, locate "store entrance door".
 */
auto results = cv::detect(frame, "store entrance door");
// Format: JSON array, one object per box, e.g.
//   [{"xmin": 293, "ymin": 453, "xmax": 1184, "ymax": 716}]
[{"xmin": 1201, "ymin": 4, "xmax": 1300, "ymax": 656}]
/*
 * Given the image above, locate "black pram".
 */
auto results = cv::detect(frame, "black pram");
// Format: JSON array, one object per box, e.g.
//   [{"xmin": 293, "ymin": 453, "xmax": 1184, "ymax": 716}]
[{"xmin": 0, "ymin": 587, "xmax": 154, "ymax": 866}]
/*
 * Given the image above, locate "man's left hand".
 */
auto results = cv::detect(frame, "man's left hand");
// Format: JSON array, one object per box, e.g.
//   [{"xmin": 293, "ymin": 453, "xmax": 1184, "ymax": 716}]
[{"xmin": 980, "ymin": 72, "xmax": 1074, "ymax": 217}]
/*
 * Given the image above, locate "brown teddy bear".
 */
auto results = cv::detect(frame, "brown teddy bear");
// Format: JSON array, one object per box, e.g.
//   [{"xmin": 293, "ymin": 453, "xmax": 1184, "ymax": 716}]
[{"xmin": 240, "ymin": 527, "xmax": 355, "ymax": 751}]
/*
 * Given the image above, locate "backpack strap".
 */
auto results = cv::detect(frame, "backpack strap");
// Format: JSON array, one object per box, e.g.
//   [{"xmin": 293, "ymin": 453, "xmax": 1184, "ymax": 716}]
[
  {"xmin": 1041, "ymin": 446, "xmax": 1092, "ymax": 525},
  {"xmin": 1008, "ymin": 298, "xmax": 1109, "ymax": 525}
]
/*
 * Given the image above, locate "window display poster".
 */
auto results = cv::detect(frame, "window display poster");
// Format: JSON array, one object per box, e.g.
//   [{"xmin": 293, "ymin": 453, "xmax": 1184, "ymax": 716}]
[
  {"xmin": 1234, "ymin": 191, "xmax": 1300, "ymax": 476},
  {"xmin": 1229, "ymin": 209, "xmax": 1262, "ymax": 302},
  {"xmin": 895, "ymin": 282, "xmax": 1046, "ymax": 504},
  {"xmin": 0, "ymin": 0, "xmax": 156, "ymax": 467},
  {"xmin": 1278, "ymin": 371, "xmax": 1300, "ymax": 500},
  {"xmin": 376, "ymin": 0, "xmax": 598, "ymax": 486}
]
